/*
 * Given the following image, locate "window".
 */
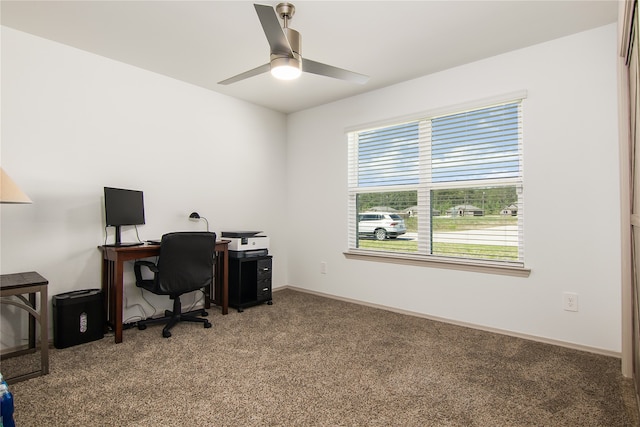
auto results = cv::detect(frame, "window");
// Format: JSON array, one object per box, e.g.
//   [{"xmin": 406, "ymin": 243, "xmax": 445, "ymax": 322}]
[{"xmin": 347, "ymin": 97, "xmax": 524, "ymax": 269}]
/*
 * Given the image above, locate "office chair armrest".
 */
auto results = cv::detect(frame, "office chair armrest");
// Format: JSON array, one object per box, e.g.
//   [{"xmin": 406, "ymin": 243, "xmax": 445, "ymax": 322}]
[{"xmin": 134, "ymin": 260, "xmax": 159, "ymax": 283}]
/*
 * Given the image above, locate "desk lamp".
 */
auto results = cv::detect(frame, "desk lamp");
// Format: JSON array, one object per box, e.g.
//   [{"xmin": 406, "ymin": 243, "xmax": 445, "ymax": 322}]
[
  {"xmin": 0, "ymin": 168, "xmax": 32, "ymax": 204},
  {"xmin": 189, "ymin": 212, "xmax": 209, "ymax": 232}
]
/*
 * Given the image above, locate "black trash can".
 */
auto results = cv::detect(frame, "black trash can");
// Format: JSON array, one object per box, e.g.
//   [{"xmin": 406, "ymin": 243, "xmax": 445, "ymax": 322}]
[{"xmin": 53, "ymin": 289, "xmax": 104, "ymax": 349}]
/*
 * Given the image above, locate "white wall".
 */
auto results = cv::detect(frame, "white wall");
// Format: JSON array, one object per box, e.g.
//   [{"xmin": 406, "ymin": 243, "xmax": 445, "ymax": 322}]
[
  {"xmin": 1, "ymin": 23, "xmax": 623, "ymax": 355},
  {"xmin": 0, "ymin": 27, "xmax": 288, "ymax": 347},
  {"xmin": 286, "ymin": 24, "xmax": 621, "ymax": 354}
]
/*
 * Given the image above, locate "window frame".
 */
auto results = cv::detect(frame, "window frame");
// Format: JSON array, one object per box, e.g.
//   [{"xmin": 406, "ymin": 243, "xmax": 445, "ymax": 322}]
[{"xmin": 345, "ymin": 92, "xmax": 530, "ymax": 277}]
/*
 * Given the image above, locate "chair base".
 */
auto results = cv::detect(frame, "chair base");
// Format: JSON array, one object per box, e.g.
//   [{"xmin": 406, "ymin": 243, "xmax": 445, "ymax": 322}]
[{"xmin": 137, "ymin": 296, "xmax": 212, "ymax": 338}]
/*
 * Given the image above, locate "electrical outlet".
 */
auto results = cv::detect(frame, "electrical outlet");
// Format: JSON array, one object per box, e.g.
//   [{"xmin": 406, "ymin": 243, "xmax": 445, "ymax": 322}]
[
  {"xmin": 563, "ymin": 292, "xmax": 578, "ymax": 312},
  {"xmin": 320, "ymin": 262, "xmax": 327, "ymax": 274}
]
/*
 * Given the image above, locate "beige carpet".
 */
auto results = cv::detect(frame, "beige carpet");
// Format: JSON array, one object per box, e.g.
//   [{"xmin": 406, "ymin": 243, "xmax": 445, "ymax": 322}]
[{"xmin": 5, "ymin": 288, "xmax": 639, "ymax": 426}]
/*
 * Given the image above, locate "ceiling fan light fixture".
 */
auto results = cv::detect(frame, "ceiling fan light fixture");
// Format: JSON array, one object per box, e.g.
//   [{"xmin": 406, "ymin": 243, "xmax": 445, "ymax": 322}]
[
  {"xmin": 270, "ymin": 56, "xmax": 302, "ymax": 80},
  {"xmin": 218, "ymin": 3, "xmax": 369, "ymax": 86}
]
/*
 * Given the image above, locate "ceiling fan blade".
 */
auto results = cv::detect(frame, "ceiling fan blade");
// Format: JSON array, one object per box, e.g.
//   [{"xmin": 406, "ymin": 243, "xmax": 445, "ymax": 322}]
[
  {"xmin": 218, "ymin": 63, "xmax": 270, "ymax": 85},
  {"xmin": 302, "ymin": 58, "xmax": 369, "ymax": 84},
  {"xmin": 254, "ymin": 4, "xmax": 293, "ymax": 55}
]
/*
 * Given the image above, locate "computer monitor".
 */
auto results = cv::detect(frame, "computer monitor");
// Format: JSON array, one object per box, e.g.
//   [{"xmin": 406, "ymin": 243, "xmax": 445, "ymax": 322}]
[{"xmin": 104, "ymin": 187, "xmax": 145, "ymax": 246}]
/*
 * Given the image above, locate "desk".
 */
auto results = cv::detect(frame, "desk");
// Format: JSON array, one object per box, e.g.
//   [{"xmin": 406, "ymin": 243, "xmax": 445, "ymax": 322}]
[
  {"xmin": 99, "ymin": 240, "xmax": 229, "ymax": 344},
  {"xmin": 0, "ymin": 271, "xmax": 49, "ymax": 383}
]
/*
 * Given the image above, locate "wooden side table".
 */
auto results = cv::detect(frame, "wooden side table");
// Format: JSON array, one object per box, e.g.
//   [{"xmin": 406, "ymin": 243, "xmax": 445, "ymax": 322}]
[{"xmin": 0, "ymin": 271, "xmax": 49, "ymax": 383}]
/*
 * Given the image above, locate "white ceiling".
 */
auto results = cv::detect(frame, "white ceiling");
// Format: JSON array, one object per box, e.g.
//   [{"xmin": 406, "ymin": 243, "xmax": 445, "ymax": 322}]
[{"xmin": 1, "ymin": 1, "xmax": 618, "ymax": 114}]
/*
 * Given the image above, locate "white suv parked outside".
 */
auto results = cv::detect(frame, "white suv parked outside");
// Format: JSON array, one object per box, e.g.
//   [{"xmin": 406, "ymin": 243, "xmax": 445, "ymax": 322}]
[{"xmin": 358, "ymin": 212, "xmax": 407, "ymax": 240}]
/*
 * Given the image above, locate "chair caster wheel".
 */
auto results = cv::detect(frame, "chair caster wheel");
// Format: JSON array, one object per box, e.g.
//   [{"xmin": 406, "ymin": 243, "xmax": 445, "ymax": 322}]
[
  {"xmin": 201, "ymin": 311, "xmax": 209, "ymax": 317},
  {"xmin": 204, "ymin": 321, "xmax": 212, "ymax": 329},
  {"xmin": 138, "ymin": 324, "xmax": 147, "ymax": 330},
  {"xmin": 162, "ymin": 330, "xmax": 172, "ymax": 338}
]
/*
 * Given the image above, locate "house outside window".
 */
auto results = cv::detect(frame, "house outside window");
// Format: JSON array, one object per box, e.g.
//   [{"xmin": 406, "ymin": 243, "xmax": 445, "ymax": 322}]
[{"xmin": 347, "ymin": 96, "xmax": 525, "ymax": 268}]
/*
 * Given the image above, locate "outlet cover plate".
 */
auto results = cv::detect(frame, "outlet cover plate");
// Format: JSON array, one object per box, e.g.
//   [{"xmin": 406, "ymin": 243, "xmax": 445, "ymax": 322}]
[{"xmin": 563, "ymin": 292, "xmax": 578, "ymax": 312}]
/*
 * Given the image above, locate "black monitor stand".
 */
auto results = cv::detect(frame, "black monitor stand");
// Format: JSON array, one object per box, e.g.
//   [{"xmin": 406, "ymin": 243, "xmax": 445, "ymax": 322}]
[{"xmin": 104, "ymin": 225, "xmax": 144, "ymax": 247}]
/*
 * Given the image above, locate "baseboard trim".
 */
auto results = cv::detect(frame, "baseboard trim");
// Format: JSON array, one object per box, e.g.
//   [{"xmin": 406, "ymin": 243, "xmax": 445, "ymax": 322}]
[{"xmin": 275, "ymin": 285, "xmax": 621, "ymax": 358}]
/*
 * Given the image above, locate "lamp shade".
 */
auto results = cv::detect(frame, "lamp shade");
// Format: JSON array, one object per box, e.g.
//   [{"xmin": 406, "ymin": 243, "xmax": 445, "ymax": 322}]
[{"xmin": 0, "ymin": 168, "xmax": 32, "ymax": 204}]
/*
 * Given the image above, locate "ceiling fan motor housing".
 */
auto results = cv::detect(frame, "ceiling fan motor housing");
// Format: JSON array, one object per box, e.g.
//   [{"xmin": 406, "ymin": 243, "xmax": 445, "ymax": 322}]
[{"xmin": 271, "ymin": 27, "xmax": 301, "ymax": 69}]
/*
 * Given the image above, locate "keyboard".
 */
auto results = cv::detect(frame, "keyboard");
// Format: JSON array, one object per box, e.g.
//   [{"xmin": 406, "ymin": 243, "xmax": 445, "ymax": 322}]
[{"xmin": 103, "ymin": 242, "xmax": 144, "ymax": 248}]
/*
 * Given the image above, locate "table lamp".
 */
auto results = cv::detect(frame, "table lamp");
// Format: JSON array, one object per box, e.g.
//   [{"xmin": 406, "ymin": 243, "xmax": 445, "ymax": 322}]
[
  {"xmin": 0, "ymin": 168, "xmax": 32, "ymax": 204},
  {"xmin": 189, "ymin": 212, "xmax": 209, "ymax": 231}
]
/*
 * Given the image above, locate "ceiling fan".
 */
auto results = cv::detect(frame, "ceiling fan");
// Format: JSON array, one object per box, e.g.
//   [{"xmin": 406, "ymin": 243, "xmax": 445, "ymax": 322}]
[{"xmin": 218, "ymin": 2, "xmax": 369, "ymax": 85}]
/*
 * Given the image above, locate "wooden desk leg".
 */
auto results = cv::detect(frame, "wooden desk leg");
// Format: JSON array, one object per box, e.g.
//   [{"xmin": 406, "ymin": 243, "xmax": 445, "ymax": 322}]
[
  {"xmin": 114, "ymin": 260, "xmax": 124, "ymax": 343},
  {"xmin": 101, "ymin": 257, "xmax": 122, "ymax": 343},
  {"xmin": 211, "ymin": 248, "xmax": 229, "ymax": 315},
  {"xmin": 204, "ymin": 288, "xmax": 211, "ymax": 309},
  {"xmin": 40, "ymin": 285, "xmax": 49, "ymax": 374},
  {"xmin": 222, "ymin": 247, "xmax": 228, "ymax": 315},
  {"xmin": 204, "ymin": 266, "xmax": 212, "ymax": 309},
  {"xmin": 101, "ymin": 257, "xmax": 109, "ymax": 334},
  {"xmin": 28, "ymin": 292, "xmax": 36, "ymax": 349}
]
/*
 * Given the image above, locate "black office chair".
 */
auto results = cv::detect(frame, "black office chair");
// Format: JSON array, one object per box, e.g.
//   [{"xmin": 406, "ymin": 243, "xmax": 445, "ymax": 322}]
[{"xmin": 134, "ymin": 231, "xmax": 216, "ymax": 338}]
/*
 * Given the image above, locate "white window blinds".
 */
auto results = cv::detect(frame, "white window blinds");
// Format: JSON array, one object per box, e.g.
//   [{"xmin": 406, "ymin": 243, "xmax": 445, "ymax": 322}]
[
  {"xmin": 348, "ymin": 96, "xmax": 525, "ymax": 266},
  {"xmin": 431, "ymin": 102, "xmax": 522, "ymax": 184},
  {"xmin": 357, "ymin": 122, "xmax": 421, "ymax": 187}
]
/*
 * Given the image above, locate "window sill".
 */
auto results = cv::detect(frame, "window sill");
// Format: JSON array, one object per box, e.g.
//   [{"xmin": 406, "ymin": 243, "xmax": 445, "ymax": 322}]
[{"xmin": 343, "ymin": 250, "xmax": 531, "ymax": 278}]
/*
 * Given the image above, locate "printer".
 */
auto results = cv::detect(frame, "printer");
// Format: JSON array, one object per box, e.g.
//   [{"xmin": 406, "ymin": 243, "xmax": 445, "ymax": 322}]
[{"xmin": 221, "ymin": 231, "xmax": 269, "ymax": 258}]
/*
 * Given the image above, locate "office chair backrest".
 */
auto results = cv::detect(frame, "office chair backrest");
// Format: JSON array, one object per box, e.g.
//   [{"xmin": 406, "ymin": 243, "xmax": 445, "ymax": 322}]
[{"xmin": 156, "ymin": 232, "xmax": 217, "ymax": 295}]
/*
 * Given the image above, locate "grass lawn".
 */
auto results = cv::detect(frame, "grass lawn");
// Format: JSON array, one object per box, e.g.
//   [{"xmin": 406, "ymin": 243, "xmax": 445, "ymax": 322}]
[
  {"xmin": 358, "ymin": 240, "xmax": 517, "ymax": 260},
  {"xmin": 358, "ymin": 215, "xmax": 518, "ymax": 261},
  {"xmin": 404, "ymin": 215, "xmax": 517, "ymax": 233}
]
